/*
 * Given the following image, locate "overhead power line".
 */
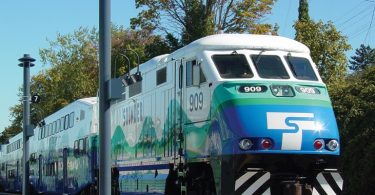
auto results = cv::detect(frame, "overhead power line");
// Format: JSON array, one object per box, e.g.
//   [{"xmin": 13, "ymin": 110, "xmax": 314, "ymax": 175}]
[{"xmin": 364, "ymin": 3, "xmax": 375, "ymax": 43}]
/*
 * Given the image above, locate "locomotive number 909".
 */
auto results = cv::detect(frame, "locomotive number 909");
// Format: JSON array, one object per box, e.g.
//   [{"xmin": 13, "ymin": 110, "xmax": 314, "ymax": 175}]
[
  {"xmin": 189, "ymin": 92, "xmax": 204, "ymax": 112},
  {"xmin": 239, "ymin": 85, "xmax": 267, "ymax": 93}
]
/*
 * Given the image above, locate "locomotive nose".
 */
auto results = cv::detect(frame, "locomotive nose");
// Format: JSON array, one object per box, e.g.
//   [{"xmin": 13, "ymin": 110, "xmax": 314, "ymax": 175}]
[{"xmin": 219, "ymin": 103, "xmax": 340, "ymax": 155}]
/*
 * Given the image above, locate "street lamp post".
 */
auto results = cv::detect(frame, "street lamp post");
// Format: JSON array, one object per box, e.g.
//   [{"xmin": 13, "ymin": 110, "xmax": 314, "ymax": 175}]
[
  {"xmin": 18, "ymin": 54, "xmax": 35, "ymax": 195},
  {"xmin": 99, "ymin": 0, "xmax": 112, "ymax": 194}
]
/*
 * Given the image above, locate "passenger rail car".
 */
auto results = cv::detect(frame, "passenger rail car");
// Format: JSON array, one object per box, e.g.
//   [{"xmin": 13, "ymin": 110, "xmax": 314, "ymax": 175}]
[
  {"xmin": 0, "ymin": 34, "xmax": 342, "ymax": 194},
  {"xmin": 0, "ymin": 133, "xmax": 23, "ymax": 193},
  {"xmin": 0, "ymin": 98, "xmax": 98, "ymax": 194}
]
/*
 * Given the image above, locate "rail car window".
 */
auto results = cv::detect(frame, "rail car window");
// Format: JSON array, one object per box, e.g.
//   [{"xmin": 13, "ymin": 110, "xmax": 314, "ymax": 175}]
[
  {"xmin": 285, "ymin": 56, "xmax": 318, "ymax": 81},
  {"xmin": 51, "ymin": 123, "xmax": 54, "ymax": 135},
  {"xmin": 53, "ymin": 121, "xmax": 58, "ymax": 134},
  {"xmin": 49, "ymin": 122, "xmax": 53, "ymax": 135},
  {"xmin": 48, "ymin": 123, "xmax": 51, "ymax": 135},
  {"xmin": 56, "ymin": 119, "xmax": 61, "ymax": 132},
  {"xmin": 74, "ymin": 140, "xmax": 79, "ymax": 155},
  {"xmin": 45, "ymin": 124, "xmax": 48, "ymax": 136},
  {"xmin": 79, "ymin": 139, "xmax": 85, "ymax": 154},
  {"xmin": 64, "ymin": 114, "xmax": 69, "ymax": 130},
  {"xmin": 50, "ymin": 123, "xmax": 54, "ymax": 135},
  {"xmin": 80, "ymin": 110, "xmax": 85, "ymax": 121},
  {"xmin": 251, "ymin": 55, "xmax": 289, "ymax": 79},
  {"xmin": 8, "ymin": 169, "xmax": 15, "ymax": 178},
  {"xmin": 46, "ymin": 162, "xmax": 57, "ymax": 176},
  {"xmin": 43, "ymin": 126, "xmax": 46, "ymax": 138},
  {"xmin": 212, "ymin": 54, "xmax": 253, "ymax": 78},
  {"xmin": 60, "ymin": 117, "xmax": 65, "ymax": 132},
  {"xmin": 156, "ymin": 67, "xmax": 167, "ymax": 85},
  {"xmin": 39, "ymin": 128, "xmax": 43, "ymax": 140},
  {"xmin": 46, "ymin": 124, "xmax": 50, "ymax": 136},
  {"xmin": 84, "ymin": 137, "xmax": 88, "ymax": 153},
  {"xmin": 69, "ymin": 112, "xmax": 74, "ymax": 128},
  {"xmin": 186, "ymin": 60, "xmax": 206, "ymax": 86}
]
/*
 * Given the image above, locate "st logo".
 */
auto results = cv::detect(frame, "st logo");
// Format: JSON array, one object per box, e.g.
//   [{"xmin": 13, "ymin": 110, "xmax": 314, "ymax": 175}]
[{"xmin": 266, "ymin": 112, "xmax": 317, "ymax": 150}]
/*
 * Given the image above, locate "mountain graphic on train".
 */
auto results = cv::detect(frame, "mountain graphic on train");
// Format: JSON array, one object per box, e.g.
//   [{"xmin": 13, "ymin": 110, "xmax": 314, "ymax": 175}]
[{"xmin": 0, "ymin": 34, "xmax": 343, "ymax": 195}]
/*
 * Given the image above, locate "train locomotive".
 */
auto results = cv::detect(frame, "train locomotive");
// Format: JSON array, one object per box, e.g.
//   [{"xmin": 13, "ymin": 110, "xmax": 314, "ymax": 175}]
[{"xmin": 0, "ymin": 34, "xmax": 342, "ymax": 194}]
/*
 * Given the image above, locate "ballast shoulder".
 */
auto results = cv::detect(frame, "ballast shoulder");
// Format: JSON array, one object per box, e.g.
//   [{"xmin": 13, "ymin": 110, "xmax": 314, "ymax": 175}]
[{"xmin": 174, "ymin": 33, "xmax": 310, "ymax": 54}]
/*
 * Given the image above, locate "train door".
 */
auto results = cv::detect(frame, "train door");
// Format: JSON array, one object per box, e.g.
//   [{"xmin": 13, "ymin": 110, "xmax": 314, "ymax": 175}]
[
  {"xmin": 184, "ymin": 59, "xmax": 210, "ymax": 123},
  {"xmin": 38, "ymin": 155, "xmax": 43, "ymax": 190},
  {"xmin": 5, "ymin": 164, "xmax": 7, "ymax": 186},
  {"xmin": 62, "ymin": 148, "xmax": 68, "ymax": 193},
  {"xmin": 16, "ymin": 160, "xmax": 19, "ymax": 190},
  {"xmin": 176, "ymin": 60, "xmax": 185, "ymax": 156},
  {"xmin": 90, "ymin": 136, "xmax": 98, "ymax": 182},
  {"xmin": 183, "ymin": 59, "xmax": 211, "ymax": 158}
]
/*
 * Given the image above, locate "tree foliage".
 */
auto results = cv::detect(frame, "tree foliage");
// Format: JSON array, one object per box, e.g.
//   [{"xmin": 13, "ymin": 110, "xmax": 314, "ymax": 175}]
[
  {"xmin": 35, "ymin": 27, "xmax": 99, "ymax": 119},
  {"xmin": 111, "ymin": 26, "xmax": 181, "ymax": 77},
  {"xmin": 132, "ymin": 0, "xmax": 277, "ymax": 44},
  {"xmin": 349, "ymin": 44, "xmax": 375, "ymax": 71},
  {"xmin": 330, "ymin": 65, "xmax": 375, "ymax": 194},
  {"xmin": 294, "ymin": 20, "xmax": 351, "ymax": 85},
  {"xmin": 295, "ymin": 0, "xmax": 351, "ymax": 85},
  {"xmin": 298, "ymin": 0, "xmax": 310, "ymax": 22},
  {"xmin": 0, "ymin": 27, "xmax": 99, "ymax": 142},
  {"xmin": 0, "ymin": 26, "xmax": 177, "ymax": 142}
]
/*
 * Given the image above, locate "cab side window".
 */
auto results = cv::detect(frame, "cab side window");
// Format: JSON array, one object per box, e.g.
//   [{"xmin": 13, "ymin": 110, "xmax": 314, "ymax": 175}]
[{"xmin": 186, "ymin": 60, "xmax": 206, "ymax": 87}]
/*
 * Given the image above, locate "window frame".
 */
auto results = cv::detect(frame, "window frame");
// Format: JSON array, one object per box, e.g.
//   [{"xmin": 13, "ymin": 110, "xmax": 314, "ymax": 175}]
[
  {"xmin": 250, "ymin": 54, "xmax": 290, "ymax": 79},
  {"xmin": 212, "ymin": 54, "xmax": 253, "ymax": 79},
  {"xmin": 186, "ymin": 59, "xmax": 207, "ymax": 87},
  {"xmin": 156, "ymin": 67, "xmax": 167, "ymax": 86},
  {"xmin": 285, "ymin": 56, "xmax": 318, "ymax": 81},
  {"xmin": 69, "ymin": 112, "xmax": 74, "ymax": 128}
]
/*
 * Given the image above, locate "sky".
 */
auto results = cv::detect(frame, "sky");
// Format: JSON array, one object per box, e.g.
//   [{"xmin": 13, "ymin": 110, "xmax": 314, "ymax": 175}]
[{"xmin": 0, "ymin": 0, "xmax": 374, "ymax": 132}]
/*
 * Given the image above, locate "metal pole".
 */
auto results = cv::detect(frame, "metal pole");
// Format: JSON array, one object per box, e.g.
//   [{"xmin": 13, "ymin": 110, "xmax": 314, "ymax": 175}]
[
  {"xmin": 18, "ymin": 54, "xmax": 35, "ymax": 195},
  {"xmin": 99, "ymin": 0, "xmax": 111, "ymax": 194}
]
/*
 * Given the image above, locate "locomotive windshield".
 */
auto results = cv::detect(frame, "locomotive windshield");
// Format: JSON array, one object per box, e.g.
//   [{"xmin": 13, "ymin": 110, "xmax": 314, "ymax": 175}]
[
  {"xmin": 285, "ymin": 56, "xmax": 318, "ymax": 81},
  {"xmin": 212, "ymin": 54, "xmax": 253, "ymax": 78},
  {"xmin": 251, "ymin": 55, "xmax": 289, "ymax": 79}
]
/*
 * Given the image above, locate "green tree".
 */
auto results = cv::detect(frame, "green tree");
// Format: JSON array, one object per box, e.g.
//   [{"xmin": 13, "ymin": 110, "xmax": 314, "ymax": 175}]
[
  {"xmin": 295, "ymin": 21, "xmax": 351, "ymax": 84},
  {"xmin": 330, "ymin": 65, "xmax": 375, "ymax": 194},
  {"xmin": 111, "ymin": 26, "xmax": 181, "ymax": 77},
  {"xmin": 0, "ymin": 104, "xmax": 23, "ymax": 143},
  {"xmin": 132, "ymin": 0, "xmax": 277, "ymax": 44},
  {"xmin": 0, "ymin": 27, "xmax": 99, "ymax": 142},
  {"xmin": 349, "ymin": 44, "xmax": 375, "ymax": 71},
  {"xmin": 181, "ymin": 0, "xmax": 214, "ymax": 45},
  {"xmin": 298, "ymin": 0, "xmax": 310, "ymax": 22},
  {"xmin": 295, "ymin": 0, "xmax": 350, "ymax": 84},
  {"xmin": 36, "ymin": 27, "xmax": 99, "ymax": 118},
  {"xmin": 1, "ymin": 26, "xmax": 175, "ymax": 142},
  {"xmin": 144, "ymin": 33, "xmax": 182, "ymax": 59}
]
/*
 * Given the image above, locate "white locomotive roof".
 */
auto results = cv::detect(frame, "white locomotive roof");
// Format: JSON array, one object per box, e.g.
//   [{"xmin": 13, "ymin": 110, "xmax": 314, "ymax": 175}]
[
  {"xmin": 135, "ymin": 54, "xmax": 169, "ymax": 73},
  {"xmin": 174, "ymin": 34, "xmax": 310, "ymax": 55},
  {"xmin": 77, "ymin": 97, "xmax": 97, "ymax": 105},
  {"xmin": 136, "ymin": 34, "xmax": 310, "ymax": 73}
]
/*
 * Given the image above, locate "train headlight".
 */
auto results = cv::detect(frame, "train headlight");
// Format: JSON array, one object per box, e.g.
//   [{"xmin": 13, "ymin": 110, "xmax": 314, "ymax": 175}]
[
  {"xmin": 270, "ymin": 85, "xmax": 295, "ymax": 97},
  {"xmin": 239, "ymin": 138, "xmax": 253, "ymax": 150},
  {"xmin": 326, "ymin": 140, "xmax": 339, "ymax": 151}
]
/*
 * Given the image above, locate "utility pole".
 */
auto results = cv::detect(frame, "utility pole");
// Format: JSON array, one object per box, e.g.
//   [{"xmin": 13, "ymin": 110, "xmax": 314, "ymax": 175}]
[
  {"xmin": 99, "ymin": 0, "xmax": 111, "ymax": 194},
  {"xmin": 18, "ymin": 54, "xmax": 35, "ymax": 195}
]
